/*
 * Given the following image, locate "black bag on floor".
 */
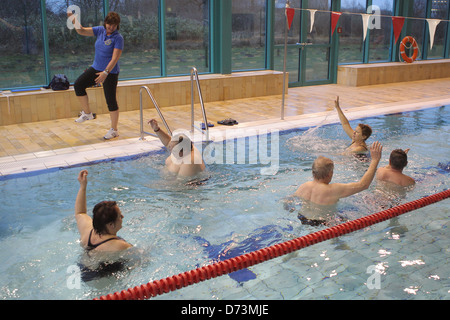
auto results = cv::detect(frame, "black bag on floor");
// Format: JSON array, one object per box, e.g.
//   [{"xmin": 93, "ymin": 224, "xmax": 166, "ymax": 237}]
[{"xmin": 44, "ymin": 74, "xmax": 70, "ymax": 91}]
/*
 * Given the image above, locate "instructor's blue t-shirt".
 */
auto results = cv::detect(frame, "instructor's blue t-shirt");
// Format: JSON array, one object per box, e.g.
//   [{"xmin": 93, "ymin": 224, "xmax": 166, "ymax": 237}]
[{"xmin": 92, "ymin": 26, "xmax": 124, "ymax": 74}]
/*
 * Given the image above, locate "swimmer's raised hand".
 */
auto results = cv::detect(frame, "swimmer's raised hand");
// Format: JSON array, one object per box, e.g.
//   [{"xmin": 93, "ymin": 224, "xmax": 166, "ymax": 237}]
[
  {"xmin": 334, "ymin": 96, "xmax": 340, "ymax": 109},
  {"xmin": 369, "ymin": 141, "xmax": 382, "ymax": 162},
  {"xmin": 78, "ymin": 170, "xmax": 88, "ymax": 187},
  {"xmin": 148, "ymin": 119, "xmax": 160, "ymax": 132}
]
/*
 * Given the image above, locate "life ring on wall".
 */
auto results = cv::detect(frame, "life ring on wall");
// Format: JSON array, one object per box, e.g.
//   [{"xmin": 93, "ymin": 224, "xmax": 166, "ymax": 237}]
[{"xmin": 399, "ymin": 36, "xmax": 419, "ymax": 63}]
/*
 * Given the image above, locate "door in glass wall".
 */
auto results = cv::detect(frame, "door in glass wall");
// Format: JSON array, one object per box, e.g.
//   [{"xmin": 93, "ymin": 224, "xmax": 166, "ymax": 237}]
[
  {"xmin": 0, "ymin": 0, "xmax": 44, "ymax": 89},
  {"xmin": 165, "ymin": 0, "xmax": 210, "ymax": 76},
  {"xmin": 274, "ymin": 0, "xmax": 335, "ymax": 87}
]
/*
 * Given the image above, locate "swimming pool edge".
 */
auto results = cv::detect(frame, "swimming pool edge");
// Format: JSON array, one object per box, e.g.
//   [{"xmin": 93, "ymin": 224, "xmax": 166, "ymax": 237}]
[{"xmin": 1, "ymin": 99, "xmax": 449, "ymax": 180}]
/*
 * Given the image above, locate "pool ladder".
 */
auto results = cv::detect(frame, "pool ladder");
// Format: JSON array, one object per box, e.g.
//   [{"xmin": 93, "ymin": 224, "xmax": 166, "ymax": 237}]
[
  {"xmin": 139, "ymin": 67, "xmax": 210, "ymax": 142},
  {"xmin": 190, "ymin": 67, "xmax": 210, "ymax": 142},
  {"xmin": 139, "ymin": 86, "xmax": 172, "ymax": 140}
]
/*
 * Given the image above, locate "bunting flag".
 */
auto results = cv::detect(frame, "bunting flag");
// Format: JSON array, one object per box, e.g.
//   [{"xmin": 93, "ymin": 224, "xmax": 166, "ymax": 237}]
[
  {"xmin": 331, "ymin": 12, "xmax": 342, "ymax": 36},
  {"xmin": 427, "ymin": 19, "xmax": 441, "ymax": 50},
  {"xmin": 282, "ymin": 7, "xmax": 449, "ymax": 48},
  {"xmin": 392, "ymin": 16, "xmax": 405, "ymax": 44},
  {"xmin": 286, "ymin": 8, "xmax": 295, "ymax": 30},
  {"xmin": 309, "ymin": 9, "xmax": 317, "ymax": 33},
  {"xmin": 361, "ymin": 14, "xmax": 371, "ymax": 41}
]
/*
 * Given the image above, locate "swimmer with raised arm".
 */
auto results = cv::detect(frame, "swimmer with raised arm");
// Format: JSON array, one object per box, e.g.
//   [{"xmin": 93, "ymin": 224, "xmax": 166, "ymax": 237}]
[
  {"xmin": 148, "ymin": 119, "xmax": 205, "ymax": 177},
  {"xmin": 75, "ymin": 170, "xmax": 132, "ymax": 252},
  {"xmin": 292, "ymin": 141, "xmax": 383, "ymax": 225},
  {"xmin": 334, "ymin": 96, "xmax": 372, "ymax": 155}
]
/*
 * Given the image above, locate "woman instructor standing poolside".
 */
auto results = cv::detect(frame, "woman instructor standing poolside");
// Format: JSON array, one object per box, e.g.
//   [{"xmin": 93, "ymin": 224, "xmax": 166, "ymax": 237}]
[{"xmin": 68, "ymin": 10, "xmax": 123, "ymax": 140}]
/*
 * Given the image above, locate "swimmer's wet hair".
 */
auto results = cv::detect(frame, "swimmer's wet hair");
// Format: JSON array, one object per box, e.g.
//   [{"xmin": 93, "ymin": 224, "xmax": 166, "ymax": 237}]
[
  {"xmin": 358, "ymin": 124, "xmax": 372, "ymax": 140},
  {"xmin": 389, "ymin": 149, "xmax": 408, "ymax": 170},
  {"xmin": 93, "ymin": 201, "xmax": 119, "ymax": 235},
  {"xmin": 312, "ymin": 156, "xmax": 334, "ymax": 180}
]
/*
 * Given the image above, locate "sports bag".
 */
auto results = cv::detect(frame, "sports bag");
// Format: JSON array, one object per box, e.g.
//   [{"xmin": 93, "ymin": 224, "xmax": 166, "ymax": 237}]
[{"xmin": 44, "ymin": 74, "xmax": 70, "ymax": 90}]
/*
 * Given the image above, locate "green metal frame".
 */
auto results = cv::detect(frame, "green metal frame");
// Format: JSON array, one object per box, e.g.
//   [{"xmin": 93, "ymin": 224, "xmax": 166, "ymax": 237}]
[
  {"xmin": 446, "ymin": 2, "xmax": 450, "ymax": 58},
  {"xmin": 40, "ymin": 0, "xmax": 51, "ymax": 85},
  {"xmin": 211, "ymin": 0, "xmax": 232, "ymax": 74}
]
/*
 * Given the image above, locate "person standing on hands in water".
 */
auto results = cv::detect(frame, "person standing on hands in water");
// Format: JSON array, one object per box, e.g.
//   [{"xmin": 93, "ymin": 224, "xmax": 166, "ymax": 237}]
[
  {"xmin": 68, "ymin": 10, "xmax": 124, "ymax": 140},
  {"xmin": 148, "ymin": 119, "xmax": 205, "ymax": 177}
]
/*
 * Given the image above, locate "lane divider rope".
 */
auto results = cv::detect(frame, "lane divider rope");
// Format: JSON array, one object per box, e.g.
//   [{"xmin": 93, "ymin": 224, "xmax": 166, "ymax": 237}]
[{"xmin": 96, "ymin": 189, "xmax": 449, "ymax": 300}]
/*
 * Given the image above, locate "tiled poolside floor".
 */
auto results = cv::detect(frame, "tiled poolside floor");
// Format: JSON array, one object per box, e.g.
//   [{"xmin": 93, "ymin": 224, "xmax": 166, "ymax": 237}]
[{"xmin": 1, "ymin": 78, "xmax": 450, "ymax": 177}]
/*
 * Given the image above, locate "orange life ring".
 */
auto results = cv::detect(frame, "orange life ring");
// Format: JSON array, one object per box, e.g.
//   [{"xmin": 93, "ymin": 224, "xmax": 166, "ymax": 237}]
[{"xmin": 400, "ymin": 36, "xmax": 419, "ymax": 63}]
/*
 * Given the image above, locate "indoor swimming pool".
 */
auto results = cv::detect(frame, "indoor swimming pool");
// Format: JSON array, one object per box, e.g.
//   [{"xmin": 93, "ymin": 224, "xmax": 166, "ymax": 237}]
[{"xmin": 0, "ymin": 105, "xmax": 448, "ymax": 300}]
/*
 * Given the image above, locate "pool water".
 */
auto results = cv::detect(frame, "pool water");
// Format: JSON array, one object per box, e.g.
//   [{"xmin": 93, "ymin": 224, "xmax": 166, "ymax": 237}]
[{"xmin": 0, "ymin": 106, "xmax": 448, "ymax": 300}]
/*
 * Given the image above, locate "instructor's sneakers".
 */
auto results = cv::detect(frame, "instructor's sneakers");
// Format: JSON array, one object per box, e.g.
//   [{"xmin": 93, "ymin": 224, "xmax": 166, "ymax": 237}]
[
  {"xmin": 75, "ymin": 111, "xmax": 95, "ymax": 123},
  {"xmin": 104, "ymin": 128, "xmax": 119, "ymax": 140}
]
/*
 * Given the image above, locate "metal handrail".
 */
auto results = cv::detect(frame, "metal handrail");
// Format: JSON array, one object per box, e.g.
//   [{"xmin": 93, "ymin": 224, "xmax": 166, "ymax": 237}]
[
  {"xmin": 139, "ymin": 86, "xmax": 172, "ymax": 140},
  {"xmin": 190, "ymin": 67, "xmax": 209, "ymax": 142}
]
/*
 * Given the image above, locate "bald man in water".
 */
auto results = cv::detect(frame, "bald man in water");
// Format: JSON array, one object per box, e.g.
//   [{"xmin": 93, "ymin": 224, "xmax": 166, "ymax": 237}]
[{"xmin": 293, "ymin": 141, "xmax": 383, "ymax": 225}]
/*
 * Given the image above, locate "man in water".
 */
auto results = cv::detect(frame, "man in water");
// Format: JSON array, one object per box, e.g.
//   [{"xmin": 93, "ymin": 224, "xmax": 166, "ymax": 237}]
[
  {"xmin": 334, "ymin": 96, "xmax": 372, "ymax": 155},
  {"xmin": 292, "ymin": 141, "xmax": 383, "ymax": 225},
  {"xmin": 148, "ymin": 119, "xmax": 205, "ymax": 177},
  {"xmin": 376, "ymin": 149, "xmax": 415, "ymax": 187}
]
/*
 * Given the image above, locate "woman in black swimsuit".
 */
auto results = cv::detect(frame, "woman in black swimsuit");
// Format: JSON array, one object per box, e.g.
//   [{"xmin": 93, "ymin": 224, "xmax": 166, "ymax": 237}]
[
  {"xmin": 75, "ymin": 170, "xmax": 132, "ymax": 252},
  {"xmin": 75, "ymin": 170, "xmax": 132, "ymax": 281}
]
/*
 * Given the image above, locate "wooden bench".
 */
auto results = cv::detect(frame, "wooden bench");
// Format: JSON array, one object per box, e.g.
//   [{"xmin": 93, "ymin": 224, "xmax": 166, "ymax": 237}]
[
  {"xmin": 337, "ymin": 59, "xmax": 450, "ymax": 87},
  {"xmin": 0, "ymin": 70, "xmax": 287, "ymax": 126}
]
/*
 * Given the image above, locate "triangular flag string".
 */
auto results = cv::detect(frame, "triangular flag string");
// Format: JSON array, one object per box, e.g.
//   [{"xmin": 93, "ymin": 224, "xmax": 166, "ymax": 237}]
[
  {"xmin": 309, "ymin": 9, "xmax": 317, "ymax": 33},
  {"xmin": 283, "ymin": 7, "xmax": 448, "ymax": 47},
  {"xmin": 426, "ymin": 19, "xmax": 441, "ymax": 50},
  {"xmin": 361, "ymin": 13, "xmax": 371, "ymax": 41},
  {"xmin": 392, "ymin": 16, "xmax": 405, "ymax": 44},
  {"xmin": 286, "ymin": 7, "xmax": 295, "ymax": 30},
  {"xmin": 285, "ymin": 7, "xmax": 450, "ymax": 23},
  {"xmin": 331, "ymin": 12, "xmax": 342, "ymax": 36}
]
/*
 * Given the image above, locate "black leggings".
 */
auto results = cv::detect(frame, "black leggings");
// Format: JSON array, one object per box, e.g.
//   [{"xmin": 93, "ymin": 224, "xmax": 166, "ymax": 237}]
[{"xmin": 74, "ymin": 67, "xmax": 119, "ymax": 112}]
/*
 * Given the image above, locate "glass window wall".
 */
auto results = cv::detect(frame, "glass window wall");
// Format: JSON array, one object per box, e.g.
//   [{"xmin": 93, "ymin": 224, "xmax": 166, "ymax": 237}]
[
  {"xmin": 109, "ymin": 0, "xmax": 160, "ymax": 79},
  {"xmin": 428, "ymin": 0, "xmax": 449, "ymax": 58},
  {"xmin": 338, "ymin": 0, "xmax": 366, "ymax": 64},
  {"xmin": 0, "ymin": 0, "xmax": 44, "ymax": 89},
  {"xmin": 406, "ymin": 0, "xmax": 428, "ymax": 61},
  {"xmin": 368, "ymin": 0, "xmax": 393, "ymax": 62},
  {"xmin": 232, "ymin": 0, "xmax": 266, "ymax": 71},
  {"xmin": 47, "ymin": 0, "xmax": 103, "ymax": 86},
  {"xmin": 0, "ymin": 0, "xmax": 449, "ymax": 91},
  {"xmin": 165, "ymin": 0, "xmax": 210, "ymax": 75}
]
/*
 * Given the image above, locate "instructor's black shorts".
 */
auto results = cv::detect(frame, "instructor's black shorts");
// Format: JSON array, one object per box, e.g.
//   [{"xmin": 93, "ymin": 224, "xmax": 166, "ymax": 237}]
[{"xmin": 74, "ymin": 67, "xmax": 119, "ymax": 112}]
